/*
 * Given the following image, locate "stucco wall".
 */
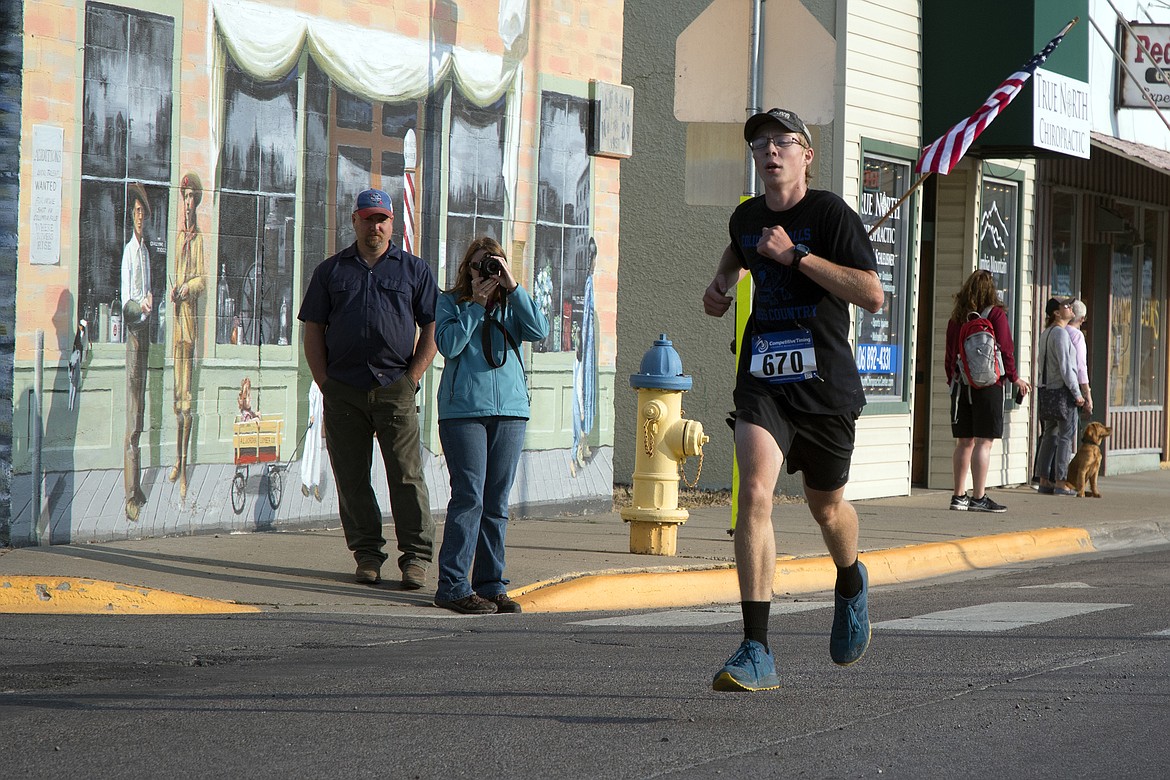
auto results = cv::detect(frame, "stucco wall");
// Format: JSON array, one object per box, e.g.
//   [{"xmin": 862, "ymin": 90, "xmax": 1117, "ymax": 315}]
[{"xmin": 618, "ymin": 0, "xmax": 837, "ymax": 492}]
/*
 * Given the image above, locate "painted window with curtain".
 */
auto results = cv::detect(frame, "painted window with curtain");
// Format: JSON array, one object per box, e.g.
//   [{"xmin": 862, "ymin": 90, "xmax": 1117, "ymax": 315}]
[
  {"xmin": 534, "ymin": 91, "xmax": 592, "ymax": 354},
  {"xmin": 216, "ymin": 62, "xmax": 297, "ymax": 347},
  {"xmin": 78, "ymin": 2, "xmax": 173, "ymax": 346},
  {"xmin": 445, "ymin": 92, "xmax": 507, "ymax": 285},
  {"xmin": 329, "ymin": 87, "xmax": 425, "ymax": 259}
]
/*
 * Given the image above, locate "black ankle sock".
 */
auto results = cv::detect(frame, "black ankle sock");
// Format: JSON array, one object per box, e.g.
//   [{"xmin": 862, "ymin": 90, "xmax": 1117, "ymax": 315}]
[
  {"xmin": 741, "ymin": 601, "xmax": 771, "ymax": 650},
  {"xmin": 836, "ymin": 560, "xmax": 862, "ymax": 599}
]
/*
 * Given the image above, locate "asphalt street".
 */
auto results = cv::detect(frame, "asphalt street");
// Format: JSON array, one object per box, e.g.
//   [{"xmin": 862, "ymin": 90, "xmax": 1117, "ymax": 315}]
[{"xmin": 3, "ymin": 545, "xmax": 1169, "ymax": 779}]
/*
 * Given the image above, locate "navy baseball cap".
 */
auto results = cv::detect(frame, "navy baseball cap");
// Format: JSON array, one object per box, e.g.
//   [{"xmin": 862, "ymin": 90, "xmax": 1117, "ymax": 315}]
[
  {"xmin": 354, "ymin": 188, "xmax": 393, "ymax": 218},
  {"xmin": 744, "ymin": 108, "xmax": 812, "ymax": 145}
]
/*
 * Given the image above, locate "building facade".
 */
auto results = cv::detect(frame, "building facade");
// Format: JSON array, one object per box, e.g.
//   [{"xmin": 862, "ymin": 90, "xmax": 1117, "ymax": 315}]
[{"xmin": 4, "ymin": 0, "xmax": 624, "ymax": 545}]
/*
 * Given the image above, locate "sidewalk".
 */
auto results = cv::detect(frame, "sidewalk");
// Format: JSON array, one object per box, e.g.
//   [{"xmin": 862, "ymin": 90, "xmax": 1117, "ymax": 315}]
[{"xmin": 2, "ymin": 470, "xmax": 1169, "ymax": 614}]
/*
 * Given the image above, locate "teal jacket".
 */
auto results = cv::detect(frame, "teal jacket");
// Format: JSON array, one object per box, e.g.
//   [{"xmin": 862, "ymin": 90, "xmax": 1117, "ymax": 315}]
[{"xmin": 435, "ymin": 285, "xmax": 549, "ymax": 420}]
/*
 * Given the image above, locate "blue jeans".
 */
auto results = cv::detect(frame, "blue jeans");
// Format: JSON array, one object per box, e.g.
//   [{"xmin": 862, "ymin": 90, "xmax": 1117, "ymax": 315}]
[
  {"xmin": 436, "ymin": 417, "xmax": 526, "ymax": 602},
  {"xmin": 1036, "ymin": 405, "xmax": 1078, "ymax": 482}
]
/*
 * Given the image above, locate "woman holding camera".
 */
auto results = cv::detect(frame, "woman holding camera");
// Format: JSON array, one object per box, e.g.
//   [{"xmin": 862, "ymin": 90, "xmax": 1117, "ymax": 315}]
[{"xmin": 433, "ymin": 237, "xmax": 549, "ymax": 614}]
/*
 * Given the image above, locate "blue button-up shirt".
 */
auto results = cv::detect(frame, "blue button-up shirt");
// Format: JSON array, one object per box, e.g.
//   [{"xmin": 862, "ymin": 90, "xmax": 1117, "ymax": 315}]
[{"xmin": 298, "ymin": 242, "xmax": 438, "ymax": 389}]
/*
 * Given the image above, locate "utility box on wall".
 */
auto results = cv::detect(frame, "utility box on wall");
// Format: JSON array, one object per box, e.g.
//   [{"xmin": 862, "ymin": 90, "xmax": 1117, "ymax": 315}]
[{"xmin": 590, "ymin": 80, "xmax": 634, "ymax": 159}]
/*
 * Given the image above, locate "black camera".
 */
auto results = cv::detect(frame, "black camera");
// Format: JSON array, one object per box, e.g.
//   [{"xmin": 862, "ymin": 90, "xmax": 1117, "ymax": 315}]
[{"xmin": 481, "ymin": 255, "xmax": 505, "ymax": 277}]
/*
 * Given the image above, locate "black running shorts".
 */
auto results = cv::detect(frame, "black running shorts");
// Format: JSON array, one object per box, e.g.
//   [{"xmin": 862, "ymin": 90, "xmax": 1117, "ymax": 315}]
[{"xmin": 731, "ymin": 380, "xmax": 861, "ymax": 492}]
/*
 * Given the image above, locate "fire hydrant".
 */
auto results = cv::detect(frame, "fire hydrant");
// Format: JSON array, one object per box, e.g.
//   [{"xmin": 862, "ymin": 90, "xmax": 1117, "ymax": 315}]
[{"xmin": 620, "ymin": 334, "xmax": 709, "ymax": 555}]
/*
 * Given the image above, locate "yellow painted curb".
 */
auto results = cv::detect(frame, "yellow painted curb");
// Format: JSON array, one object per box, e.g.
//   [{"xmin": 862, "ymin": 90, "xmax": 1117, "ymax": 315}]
[
  {"xmin": 0, "ymin": 577, "xmax": 260, "ymax": 615},
  {"xmin": 516, "ymin": 527, "xmax": 1096, "ymax": 613}
]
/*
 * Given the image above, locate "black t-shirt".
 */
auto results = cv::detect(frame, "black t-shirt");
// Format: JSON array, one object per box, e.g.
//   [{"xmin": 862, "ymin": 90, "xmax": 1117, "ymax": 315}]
[{"xmin": 729, "ymin": 189, "xmax": 878, "ymax": 414}]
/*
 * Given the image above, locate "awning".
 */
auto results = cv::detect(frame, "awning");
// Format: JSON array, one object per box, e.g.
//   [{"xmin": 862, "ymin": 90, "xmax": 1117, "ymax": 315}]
[
  {"xmin": 1090, "ymin": 131, "xmax": 1170, "ymax": 174},
  {"xmin": 212, "ymin": 0, "xmax": 518, "ymax": 106}
]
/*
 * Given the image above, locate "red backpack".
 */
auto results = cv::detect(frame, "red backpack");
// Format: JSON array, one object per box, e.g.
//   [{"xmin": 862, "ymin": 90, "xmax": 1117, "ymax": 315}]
[{"xmin": 955, "ymin": 307, "xmax": 1004, "ymax": 389}]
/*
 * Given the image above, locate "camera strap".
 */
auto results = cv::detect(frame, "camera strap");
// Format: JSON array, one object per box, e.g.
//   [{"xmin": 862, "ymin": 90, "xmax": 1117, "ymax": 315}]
[{"xmin": 482, "ymin": 295, "xmax": 523, "ymax": 370}]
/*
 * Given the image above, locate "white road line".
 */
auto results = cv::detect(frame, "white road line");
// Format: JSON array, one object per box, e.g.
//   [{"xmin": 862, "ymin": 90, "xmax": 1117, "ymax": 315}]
[
  {"xmin": 571, "ymin": 601, "xmax": 831, "ymax": 627},
  {"xmin": 876, "ymin": 601, "xmax": 1129, "ymax": 632},
  {"xmin": 1149, "ymin": 628, "xmax": 1170, "ymax": 637},
  {"xmin": 1018, "ymin": 582, "xmax": 1094, "ymax": 589}
]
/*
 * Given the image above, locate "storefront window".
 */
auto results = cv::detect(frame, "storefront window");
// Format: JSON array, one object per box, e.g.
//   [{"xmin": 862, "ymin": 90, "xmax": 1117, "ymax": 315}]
[
  {"xmin": 978, "ymin": 177, "xmax": 1020, "ymax": 314},
  {"xmin": 856, "ymin": 153, "xmax": 911, "ymax": 402},
  {"xmin": 1108, "ymin": 205, "xmax": 1165, "ymax": 407},
  {"xmin": 1050, "ymin": 191, "xmax": 1077, "ymax": 297},
  {"xmin": 1139, "ymin": 210, "xmax": 1164, "ymax": 405}
]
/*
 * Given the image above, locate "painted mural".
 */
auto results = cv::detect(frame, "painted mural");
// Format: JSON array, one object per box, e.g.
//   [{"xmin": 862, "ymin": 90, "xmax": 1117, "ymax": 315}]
[
  {"xmin": 0, "ymin": 0, "xmax": 20, "ymax": 544},
  {"xmin": 6, "ymin": 0, "xmax": 623, "ymax": 546}
]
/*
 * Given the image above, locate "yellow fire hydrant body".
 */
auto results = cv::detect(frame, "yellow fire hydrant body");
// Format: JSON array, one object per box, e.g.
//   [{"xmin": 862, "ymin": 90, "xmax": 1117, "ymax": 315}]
[{"xmin": 621, "ymin": 334, "xmax": 708, "ymax": 555}]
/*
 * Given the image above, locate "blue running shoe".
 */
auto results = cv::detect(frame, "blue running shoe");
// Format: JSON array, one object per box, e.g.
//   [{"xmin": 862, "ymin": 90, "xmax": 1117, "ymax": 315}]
[
  {"xmin": 830, "ymin": 560, "xmax": 871, "ymax": 666},
  {"xmin": 712, "ymin": 639, "xmax": 780, "ymax": 691}
]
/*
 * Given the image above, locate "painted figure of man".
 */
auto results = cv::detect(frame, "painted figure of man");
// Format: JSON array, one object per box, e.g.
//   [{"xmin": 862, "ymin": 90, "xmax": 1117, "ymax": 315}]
[
  {"xmin": 168, "ymin": 171, "xmax": 205, "ymax": 499},
  {"xmin": 571, "ymin": 236, "xmax": 598, "ymax": 473},
  {"xmin": 122, "ymin": 181, "xmax": 153, "ymax": 521}
]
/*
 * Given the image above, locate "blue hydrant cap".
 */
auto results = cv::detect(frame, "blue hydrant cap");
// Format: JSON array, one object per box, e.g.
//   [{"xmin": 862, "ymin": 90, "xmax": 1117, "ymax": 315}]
[{"xmin": 630, "ymin": 333, "xmax": 693, "ymax": 391}]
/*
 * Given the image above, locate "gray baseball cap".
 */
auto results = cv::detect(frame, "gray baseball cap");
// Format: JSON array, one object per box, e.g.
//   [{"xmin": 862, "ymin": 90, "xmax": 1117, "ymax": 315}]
[{"xmin": 744, "ymin": 108, "xmax": 812, "ymax": 145}]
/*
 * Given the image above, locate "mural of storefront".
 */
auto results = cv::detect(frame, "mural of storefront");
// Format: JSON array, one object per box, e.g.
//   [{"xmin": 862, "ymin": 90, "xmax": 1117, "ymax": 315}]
[{"xmin": 5, "ymin": 0, "xmax": 624, "ymax": 546}]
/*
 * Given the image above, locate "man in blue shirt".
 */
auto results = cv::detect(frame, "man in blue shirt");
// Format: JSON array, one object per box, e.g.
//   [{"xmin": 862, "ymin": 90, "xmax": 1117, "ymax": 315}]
[{"xmin": 299, "ymin": 188, "xmax": 438, "ymax": 589}]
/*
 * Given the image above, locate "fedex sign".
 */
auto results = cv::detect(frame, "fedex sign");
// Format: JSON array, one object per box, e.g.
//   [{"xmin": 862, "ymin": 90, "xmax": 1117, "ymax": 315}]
[{"xmin": 1119, "ymin": 22, "xmax": 1170, "ymax": 107}]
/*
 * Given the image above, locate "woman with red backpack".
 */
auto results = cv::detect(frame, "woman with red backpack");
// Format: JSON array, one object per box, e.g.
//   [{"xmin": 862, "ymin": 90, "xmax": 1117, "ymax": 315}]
[{"xmin": 945, "ymin": 270, "xmax": 1031, "ymax": 512}]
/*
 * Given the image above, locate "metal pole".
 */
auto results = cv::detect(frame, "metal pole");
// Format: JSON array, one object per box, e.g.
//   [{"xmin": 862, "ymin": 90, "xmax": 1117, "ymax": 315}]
[
  {"xmin": 31, "ymin": 329, "xmax": 43, "ymax": 545},
  {"xmin": 744, "ymin": 0, "xmax": 764, "ymax": 198}
]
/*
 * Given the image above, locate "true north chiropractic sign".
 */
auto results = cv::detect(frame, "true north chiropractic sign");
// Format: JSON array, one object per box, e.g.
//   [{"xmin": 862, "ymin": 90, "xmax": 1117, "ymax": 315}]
[{"xmin": 1032, "ymin": 68, "xmax": 1090, "ymax": 159}]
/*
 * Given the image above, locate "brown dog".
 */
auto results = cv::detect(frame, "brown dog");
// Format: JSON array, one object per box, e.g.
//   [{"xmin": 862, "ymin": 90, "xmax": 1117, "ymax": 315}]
[{"xmin": 1062, "ymin": 422, "xmax": 1112, "ymax": 497}]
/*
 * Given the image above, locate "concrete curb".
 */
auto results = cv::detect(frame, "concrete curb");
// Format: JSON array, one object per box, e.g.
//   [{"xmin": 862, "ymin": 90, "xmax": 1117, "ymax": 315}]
[
  {"xmin": 0, "ymin": 576, "xmax": 260, "ymax": 615},
  {"xmin": 516, "ymin": 527, "xmax": 1095, "ymax": 613},
  {"xmin": 2, "ymin": 524, "xmax": 1154, "ymax": 616},
  {"xmin": 1084, "ymin": 520, "xmax": 1170, "ymax": 551}
]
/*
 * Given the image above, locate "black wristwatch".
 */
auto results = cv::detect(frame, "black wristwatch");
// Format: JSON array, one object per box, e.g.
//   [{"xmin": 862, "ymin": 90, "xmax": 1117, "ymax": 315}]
[{"xmin": 790, "ymin": 244, "xmax": 810, "ymax": 270}]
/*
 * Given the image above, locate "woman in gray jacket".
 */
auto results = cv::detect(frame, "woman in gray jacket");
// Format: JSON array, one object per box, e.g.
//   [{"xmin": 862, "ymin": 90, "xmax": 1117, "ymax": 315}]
[
  {"xmin": 1035, "ymin": 298, "xmax": 1084, "ymax": 495},
  {"xmin": 433, "ymin": 237, "xmax": 549, "ymax": 614}
]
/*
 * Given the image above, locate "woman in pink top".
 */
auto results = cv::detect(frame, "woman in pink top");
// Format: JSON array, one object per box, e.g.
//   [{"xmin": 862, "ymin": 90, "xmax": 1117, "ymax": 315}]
[{"xmin": 1065, "ymin": 299, "xmax": 1092, "ymax": 417}]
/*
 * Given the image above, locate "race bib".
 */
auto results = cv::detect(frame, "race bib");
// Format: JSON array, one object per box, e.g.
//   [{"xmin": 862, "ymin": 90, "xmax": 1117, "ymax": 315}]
[{"xmin": 749, "ymin": 329, "xmax": 819, "ymax": 384}]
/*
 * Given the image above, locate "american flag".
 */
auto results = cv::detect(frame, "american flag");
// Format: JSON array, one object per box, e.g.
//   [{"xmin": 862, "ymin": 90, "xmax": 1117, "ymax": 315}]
[{"xmin": 916, "ymin": 18, "xmax": 1078, "ymax": 175}]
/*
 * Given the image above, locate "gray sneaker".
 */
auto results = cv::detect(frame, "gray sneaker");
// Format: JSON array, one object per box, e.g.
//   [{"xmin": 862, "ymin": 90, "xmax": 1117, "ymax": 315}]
[
  {"xmin": 968, "ymin": 494, "xmax": 1007, "ymax": 513},
  {"xmin": 949, "ymin": 494, "xmax": 970, "ymax": 511}
]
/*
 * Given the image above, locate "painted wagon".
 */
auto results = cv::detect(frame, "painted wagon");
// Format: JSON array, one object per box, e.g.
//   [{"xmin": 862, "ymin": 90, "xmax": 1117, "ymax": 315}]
[{"xmin": 231, "ymin": 414, "xmax": 286, "ymax": 514}]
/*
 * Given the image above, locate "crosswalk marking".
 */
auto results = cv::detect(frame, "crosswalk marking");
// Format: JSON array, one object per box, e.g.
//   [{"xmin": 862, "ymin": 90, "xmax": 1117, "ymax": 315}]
[
  {"xmin": 571, "ymin": 601, "xmax": 830, "ymax": 627},
  {"xmin": 1019, "ymin": 582, "xmax": 1094, "ymax": 589},
  {"xmin": 876, "ymin": 601, "xmax": 1129, "ymax": 632}
]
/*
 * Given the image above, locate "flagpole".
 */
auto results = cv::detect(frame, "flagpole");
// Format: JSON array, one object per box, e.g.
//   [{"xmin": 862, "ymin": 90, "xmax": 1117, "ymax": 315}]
[
  {"xmin": 868, "ymin": 17, "xmax": 1080, "ymax": 238},
  {"xmin": 867, "ymin": 172, "xmax": 932, "ymax": 236}
]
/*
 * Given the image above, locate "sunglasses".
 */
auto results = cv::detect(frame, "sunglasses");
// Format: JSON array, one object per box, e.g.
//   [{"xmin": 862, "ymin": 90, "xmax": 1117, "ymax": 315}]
[{"xmin": 749, "ymin": 135, "xmax": 807, "ymax": 151}]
